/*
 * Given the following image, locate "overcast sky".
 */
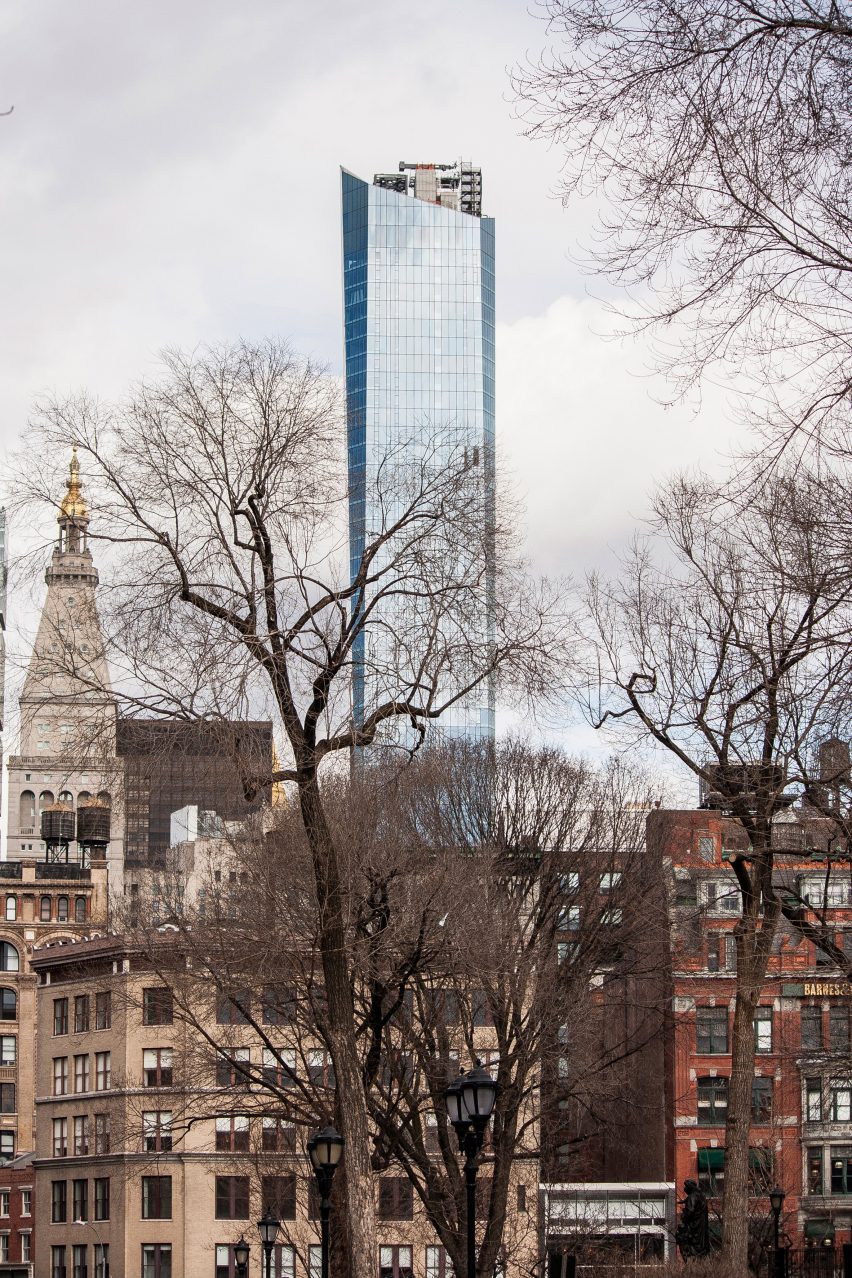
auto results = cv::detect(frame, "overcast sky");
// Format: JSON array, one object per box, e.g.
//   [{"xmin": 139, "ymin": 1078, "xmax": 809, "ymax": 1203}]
[{"xmin": 0, "ymin": 0, "xmax": 739, "ymax": 783}]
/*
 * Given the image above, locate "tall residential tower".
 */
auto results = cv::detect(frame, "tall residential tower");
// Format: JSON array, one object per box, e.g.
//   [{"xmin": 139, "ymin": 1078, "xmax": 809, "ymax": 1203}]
[{"xmin": 341, "ymin": 160, "xmax": 495, "ymax": 742}]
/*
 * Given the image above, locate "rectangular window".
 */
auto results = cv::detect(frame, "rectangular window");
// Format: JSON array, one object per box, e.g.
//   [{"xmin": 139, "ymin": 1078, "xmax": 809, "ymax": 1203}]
[
  {"xmin": 53, "ymin": 1057, "xmax": 69, "ymax": 1096},
  {"xmin": 215, "ymin": 1116, "xmax": 249, "ymax": 1152},
  {"xmin": 215, "ymin": 1176, "xmax": 249, "ymax": 1219},
  {"xmin": 696, "ymin": 1076, "xmax": 728, "ymax": 1125},
  {"xmin": 74, "ymin": 995, "xmax": 90, "ymax": 1034},
  {"xmin": 426, "ymin": 1247, "xmax": 453, "ymax": 1278},
  {"xmin": 73, "ymin": 1178, "xmax": 88, "ymax": 1224},
  {"xmin": 752, "ymin": 1077, "xmax": 773, "ymax": 1123},
  {"xmin": 272, "ymin": 1246, "xmax": 295, "ymax": 1278},
  {"xmin": 94, "ymin": 992, "xmax": 111, "ymax": 1031},
  {"xmin": 95, "ymin": 1052, "xmax": 111, "ymax": 1091},
  {"xmin": 94, "ymin": 1244, "xmax": 109, "ymax": 1278},
  {"xmin": 307, "ymin": 1050, "xmax": 335, "ymax": 1089},
  {"xmin": 809, "ymin": 1148, "xmax": 824, "ymax": 1195},
  {"xmin": 21, "ymin": 1233, "xmax": 31, "ymax": 1263},
  {"xmin": 52, "ymin": 1245, "xmax": 67, "ymax": 1278},
  {"xmin": 697, "ymin": 1148, "xmax": 725, "ymax": 1195},
  {"xmin": 807, "ymin": 1078, "xmax": 823, "ymax": 1121},
  {"xmin": 261, "ymin": 987, "xmax": 294, "ymax": 1026},
  {"xmin": 142, "ymin": 1176, "xmax": 172, "ymax": 1220},
  {"xmin": 830, "ymin": 1082, "xmax": 852, "ymax": 1122},
  {"xmin": 0, "ymin": 1236, "xmax": 8, "ymax": 1265},
  {"xmin": 94, "ymin": 1114, "xmax": 110, "ymax": 1155},
  {"xmin": 21, "ymin": 1189, "xmax": 31, "ymax": 1217},
  {"xmin": 831, "ymin": 1007, "xmax": 850, "ymax": 1055},
  {"xmin": 831, "ymin": 1148, "xmax": 852, "ymax": 1194},
  {"xmin": 73, "ymin": 1116, "xmax": 89, "ymax": 1156},
  {"xmin": 378, "ymin": 1177, "xmax": 414, "ymax": 1220},
  {"xmin": 0, "ymin": 1192, "xmax": 8, "ymax": 1218},
  {"xmin": 141, "ymin": 1245, "xmax": 171, "ymax": 1278},
  {"xmin": 143, "ymin": 1048, "xmax": 173, "ymax": 1088},
  {"xmin": 74, "ymin": 1055, "xmax": 90, "ymax": 1094},
  {"xmin": 0, "ymin": 1038, "xmax": 15, "ymax": 1066},
  {"xmin": 599, "ymin": 871, "xmax": 622, "ymax": 892},
  {"xmin": 216, "ymin": 1048, "xmax": 250, "ymax": 1088},
  {"xmin": 94, "ymin": 1178, "xmax": 110, "ymax": 1222},
  {"xmin": 261, "ymin": 1175, "xmax": 296, "ymax": 1222},
  {"xmin": 0, "ymin": 1083, "xmax": 14, "ymax": 1115},
  {"xmin": 142, "ymin": 1112, "xmax": 172, "ymax": 1153},
  {"xmin": 0, "ymin": 1135, "xmax": 14, "ymax": 1163},
  {"xmin": 723, "ymin": 934, "xmax": 737, "ymax": 972},
  {"xmin": 754, "ymin": 1007, "xmax": 773, "ymax": 1053},
  {"xmin": 51, "ymin": 1180, "xmax": 67, "ymax": 1224},
  {"xmin": 72, "ymin": 1243, "xmax": 87, "ymax": 1278},
  {"xmin": 696, "ymin": 1007, "xmax": 729, "ymax": 1054},
  {"xmin": 142, "ymin": 988, "xmax": 173, "ymax": 1026},
  {"xmin": 262, "ymin": 1048, "xmax": 296, "ymax": 1088},
  {"xmin": 698, "ymin": 835, "xmax": 716, "ymax": 862},
  {"xmin": 803, "ymin": 1006, "xmax": 824, "ymax": 1051},
  {"xmin": 215, "ymin": 992, "xmax": 249, "ymax": 1025},
  {"xmin": 52, "ymin": 1118, "xmax": 68, "ymax": 1158},
  {"xmin": 54, "ymin": 999, "xmax": 69, "ymax": 1036},
  {"xmin": 262, "ymin": 1117, "xmax": 296, "ymax": 1152},
  {"xmin": 379, "ymin": 1246, "xmax": 414, "ymax": 1278}
]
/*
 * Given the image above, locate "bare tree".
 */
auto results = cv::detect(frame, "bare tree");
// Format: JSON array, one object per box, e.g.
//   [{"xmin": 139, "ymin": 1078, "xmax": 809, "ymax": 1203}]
[
  {"xmin": 15, "ymin": 339, "xmax": 567, "ymax": 1278},
  {"xmin": 513, "ymin": 0, "xmax": 852, "ymax": 449},
  {"xmin": 116, "ymin": 740, "xmax": 668, "ymax": 1278},
  {"xmin": 578, "ymin": 465, "xmax": 852, "ymax": 1266}
]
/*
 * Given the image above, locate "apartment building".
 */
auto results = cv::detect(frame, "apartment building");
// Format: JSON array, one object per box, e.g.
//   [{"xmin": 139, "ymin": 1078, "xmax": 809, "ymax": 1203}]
[
  {"xmin": 652, "ymin": 800, "xmax": 852, "ymax": 1252},
  {"xmin": 30, "ymin": 934, "xmax": 539, "ymax": 1278}
]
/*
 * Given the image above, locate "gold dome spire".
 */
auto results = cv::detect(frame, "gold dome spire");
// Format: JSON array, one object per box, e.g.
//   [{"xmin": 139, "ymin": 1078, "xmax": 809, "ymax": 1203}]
[{"xmin": 59, "ymin": 446, "xmax": 89, "ymax": 521}]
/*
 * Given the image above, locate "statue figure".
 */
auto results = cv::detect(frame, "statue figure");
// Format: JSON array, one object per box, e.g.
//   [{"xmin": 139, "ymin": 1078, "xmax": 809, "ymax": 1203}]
[{"xmin": 676, "ymin": 1179, "xmax": 710, "ymax": 1258}]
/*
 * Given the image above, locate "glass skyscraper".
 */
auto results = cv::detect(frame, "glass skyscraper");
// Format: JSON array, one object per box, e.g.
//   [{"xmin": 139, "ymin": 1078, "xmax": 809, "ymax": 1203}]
[{"xmin": 341, "ymin": 160, "xmax": 495, "ymax": 742}]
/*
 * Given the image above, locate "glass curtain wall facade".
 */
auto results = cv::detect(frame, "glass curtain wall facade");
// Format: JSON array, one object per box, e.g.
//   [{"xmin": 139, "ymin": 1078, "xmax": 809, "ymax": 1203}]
[{"xmin": 341, "ymin": 164, "xmax": 495, "ymax": 742}]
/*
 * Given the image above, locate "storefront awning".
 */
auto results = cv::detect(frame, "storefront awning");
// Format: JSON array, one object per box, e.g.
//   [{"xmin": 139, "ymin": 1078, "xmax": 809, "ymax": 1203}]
[{"xmin": 697, "ymin": 1149, "xmax": 725, "ymax": 1170}]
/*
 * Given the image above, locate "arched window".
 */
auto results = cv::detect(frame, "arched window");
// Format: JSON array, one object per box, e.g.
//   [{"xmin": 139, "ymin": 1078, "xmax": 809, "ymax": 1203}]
[
  {"xmin": 77, "ymin": 791, "xmax": 91, "ymax": 804},
  {"xmin": 0, "ymin": 990, "xmax": 16, "ymax": 1021},
  {"xmin": 97, "ymin": 791, "xmax": 111, "ymax": 806},
  {"xmin": 18, "ymin": 792, "xmax": 35, "ymax": 829},
  {"xmin": 56, "ymin": 898, "xmax": 69, "ymax": 923},
  {"xmin": 58, "ymin": 791, "xmax": 73, "ymax": 807},
  {"xmin": 38, "ymin": 791, "xmax": 54, "ymax": 813},
  {"xmin": 40, "ymin": 896, "xmax": 52, "ymax": 922},
  {"xmin": 4, "ymin": 899, "xmax": 16, "ymax": 924},
  {"xmin": 74, "ymin": 897, "xmax": 87, "ymax": 924},
  {"xmin": 0, "ymin": 946, "xmax": 19, "ymax": 974}
]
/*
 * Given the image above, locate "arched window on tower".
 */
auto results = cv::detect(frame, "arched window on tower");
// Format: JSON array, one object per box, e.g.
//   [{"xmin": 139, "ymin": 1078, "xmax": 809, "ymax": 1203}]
[
  {"xmin": 19, "ymin": 792, "xmax": 35, "ymax": 830},
  {"xmin": 4, "ymin": 899, "xmax": 16, "ymax": 923},
  {"xmin": 40, "ymin": 897, "xmax": 52, "ymax": 922},
  {"xmin": 58, "ymin": 791, "xmax": 73, "ymax": 807},
  {"xmin": 77, "ymin": 791, "xmax": 91, "ymax": 804},
  {"xmin": 74, "ymin": 897, "xmax": 87, "ymax": 923},
  {"xmin": 56, "ymin": 898, "xmax": 69, "ymax": 923},
  {"xmin": 38, "ymin": 791, "xmax": 54, "ymax": 813}
]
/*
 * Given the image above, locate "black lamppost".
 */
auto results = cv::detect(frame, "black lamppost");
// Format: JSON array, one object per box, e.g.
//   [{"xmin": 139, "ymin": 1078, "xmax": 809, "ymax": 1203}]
[
  {"xmin": 445, "ymin": 1061, "xmax": 498, "ymax": 1278},
  {"xmin": 257, "ymin": 1209, "xmax": 281, "ymax": 1278},
  {"xmin": 234, "ymin": 1236, "xmax": 250, "ymax": 1278},
  {"xmin": 308, "ymin": 1125, "xmax": 344, "ymax": 1278},
  {"xmin": 769, "ymin": 1186, "xmax": 786, "ymax": 1278}
]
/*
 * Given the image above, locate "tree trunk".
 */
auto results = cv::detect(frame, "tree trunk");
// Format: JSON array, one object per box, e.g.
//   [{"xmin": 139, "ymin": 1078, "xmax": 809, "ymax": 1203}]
[
  {"xmin": 298, "ymin": 772, "xmax": 377, "ymax": 1278},
  {"xmin": 722, "ymin": 898, "xmax": 775, "ymax": 1270}
]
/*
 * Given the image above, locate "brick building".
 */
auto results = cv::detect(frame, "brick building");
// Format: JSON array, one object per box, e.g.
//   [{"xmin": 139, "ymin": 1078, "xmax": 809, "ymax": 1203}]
[{"xmin": 652, "ymin": 801, "xmax": 852, "ymax": 1253}]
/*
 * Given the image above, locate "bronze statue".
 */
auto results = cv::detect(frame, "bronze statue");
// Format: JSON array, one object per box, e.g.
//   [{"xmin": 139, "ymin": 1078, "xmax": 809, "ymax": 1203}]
[{"xmin": 676, "ymin": 1179, "xmax": 710, "ymax": 1258}]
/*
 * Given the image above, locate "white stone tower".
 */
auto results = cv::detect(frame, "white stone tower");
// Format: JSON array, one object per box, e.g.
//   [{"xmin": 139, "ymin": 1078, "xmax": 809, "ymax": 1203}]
[{"xmin": 6, "ymin": 450, "xmax": 123, "ymax": 872}]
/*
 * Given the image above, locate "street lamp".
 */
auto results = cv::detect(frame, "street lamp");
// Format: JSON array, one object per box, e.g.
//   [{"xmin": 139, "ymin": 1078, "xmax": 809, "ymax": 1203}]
[
  {"xmin": 769, "ymin": 1186, "xmax": 786, "ymax": 1278},
  {"xmin": 308, "ymin": 1125, "xmax": 344, "ymax": 1278},
  {"xmin": 445, "ymin": 1061, "xmax": 498, "ymax": 1278},
  {"xmin": 234, "ymin": 1236, "xmax": 250, "ymax": 1278},
  {"xmin": 257, "ymin": 1209, "xmax": 281, "ymax": 1278}
]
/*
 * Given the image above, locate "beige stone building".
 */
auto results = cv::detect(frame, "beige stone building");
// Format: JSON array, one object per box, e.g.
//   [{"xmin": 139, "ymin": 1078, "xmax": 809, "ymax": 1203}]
[{"xmin": 29, "ymin": 934, "xmax": 539, "ymax": 1278}]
